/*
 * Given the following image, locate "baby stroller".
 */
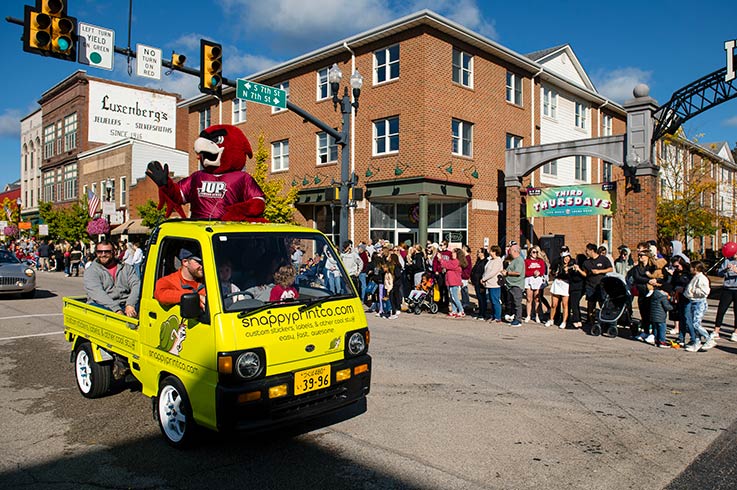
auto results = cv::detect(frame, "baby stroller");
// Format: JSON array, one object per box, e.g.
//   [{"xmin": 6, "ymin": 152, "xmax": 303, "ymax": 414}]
[
  {"xmin": 592, "ymin": 273, "xmax": 639, "ymax": 337},
  {"xmin": 407, "ymin": 278, "xmax": 439, "ymax": 315}
]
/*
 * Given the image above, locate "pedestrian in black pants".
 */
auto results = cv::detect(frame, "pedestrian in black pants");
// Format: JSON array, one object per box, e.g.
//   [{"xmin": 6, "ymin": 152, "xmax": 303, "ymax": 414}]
[
  {"xmin": 389, "ymin": 253, "xmax": 403, "ymax": 315},
  {"xmin": 567, "ymin": 254, "xmax": 586, "ymax": 328},
  {"xmin": 713, "ymin": 253, "xmax": 737, "ymax": 340}
]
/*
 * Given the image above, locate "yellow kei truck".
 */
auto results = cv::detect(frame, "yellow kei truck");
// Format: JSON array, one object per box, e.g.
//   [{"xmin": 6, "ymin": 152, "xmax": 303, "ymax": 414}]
[{"xmin": 64, "ymin": 220, "xmax": 371, "ymax": 447}]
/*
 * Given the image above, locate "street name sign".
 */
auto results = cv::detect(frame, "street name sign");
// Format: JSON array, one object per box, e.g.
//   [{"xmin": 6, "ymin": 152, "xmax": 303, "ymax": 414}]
[
  {"xmin": 236, "ymin": 79, "xmax": 287, "ymax": 109},
  {"xmin": 136, "ymin": 44, "xmax": 162, "ymax": 80},
  {"xmin": 78, "ymin": 23, "xmax": 114, "ymax": 71}
]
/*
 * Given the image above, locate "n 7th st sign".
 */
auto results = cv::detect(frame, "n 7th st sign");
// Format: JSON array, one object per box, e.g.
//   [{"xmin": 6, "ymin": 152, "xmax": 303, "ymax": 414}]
[{"xmin": 236, "ymin": 79, "xmax": 287, "ymax": 109}]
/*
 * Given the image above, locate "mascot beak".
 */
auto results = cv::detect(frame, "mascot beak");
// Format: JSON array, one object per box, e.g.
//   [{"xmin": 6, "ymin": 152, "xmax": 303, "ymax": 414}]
[{"xmin": 194, "ymin": 136, "xmax": 224, "ymax": 168}]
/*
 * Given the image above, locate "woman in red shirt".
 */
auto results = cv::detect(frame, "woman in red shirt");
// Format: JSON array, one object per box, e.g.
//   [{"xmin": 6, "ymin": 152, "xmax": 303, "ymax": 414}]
[
  {"xmin": 524, "ymin": 246, "xmax": 548, "ymax": 322},
  {"xmin": 446, "ymin": 248, "xmax": 465, "ymax": 318}
]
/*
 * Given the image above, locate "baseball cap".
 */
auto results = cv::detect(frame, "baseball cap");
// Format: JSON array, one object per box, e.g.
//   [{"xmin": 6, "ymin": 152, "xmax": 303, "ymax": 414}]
[
  {"xmin": 179, "ymin": 249, "xmax": 202, "ymax": 263},
  {"xmin": 560, "ymin": 251, "xmax": 571, "ymax": 258}
]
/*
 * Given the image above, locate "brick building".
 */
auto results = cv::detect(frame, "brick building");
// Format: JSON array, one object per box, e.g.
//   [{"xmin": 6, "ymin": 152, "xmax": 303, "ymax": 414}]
[
  {"xmin": 179, "ymin": 10, "xmax": 629, "ymax": 251},
  {"xmin": 32, "ymin": 70, "xmax": 189, "ymax": 225}
]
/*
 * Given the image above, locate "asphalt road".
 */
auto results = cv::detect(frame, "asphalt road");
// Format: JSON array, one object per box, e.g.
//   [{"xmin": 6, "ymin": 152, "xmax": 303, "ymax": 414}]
[{"xmin": 1, "ymin": 271, "xmax": 736, "ymax": 489}]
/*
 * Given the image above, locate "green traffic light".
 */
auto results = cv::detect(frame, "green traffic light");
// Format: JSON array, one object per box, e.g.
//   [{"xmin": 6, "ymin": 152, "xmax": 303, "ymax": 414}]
[{"xmin": 57, "ymin": 37, "xmax": 70, "ymax": 52}]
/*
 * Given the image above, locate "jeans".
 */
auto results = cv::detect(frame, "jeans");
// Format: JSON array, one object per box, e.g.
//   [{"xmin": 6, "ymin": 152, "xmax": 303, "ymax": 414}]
[
  {"xmin": 509, "ymin": 286, "xmax": 524, "ymax": 321},
  {"xmin": 327, "ymin": 274, "xmax": 341, "ymax": 294},
  {"xmin": 461, "ymin": 280, "xmax": 470, "ymax": 307},
  {"xmin": 487, "ymin": 287, "xmax": 501, "ymax": 320},
  {"xmin": 685, "ymin": 298, "xmax": 709, "ymax": 343},
  {"xmin": 653, "ymin": 322, "xmax": 667, "ymax": 344},
  {"xmin": 448, "ymin": 285, "xmax": 463, "ymax": 314},
  {"xmin": 358, "ymin": 272, "xmax": 368, "ymax": 302}
]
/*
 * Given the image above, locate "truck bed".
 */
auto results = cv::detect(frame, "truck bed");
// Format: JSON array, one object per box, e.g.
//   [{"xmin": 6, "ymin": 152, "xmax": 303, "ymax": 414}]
[{"xmin": 63, "ymin": 296, "xmax": 141, "ymax": 360}]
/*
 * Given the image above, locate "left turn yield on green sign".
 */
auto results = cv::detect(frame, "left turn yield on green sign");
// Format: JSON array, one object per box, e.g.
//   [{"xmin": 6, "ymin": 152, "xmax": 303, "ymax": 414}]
[{"xmin": 78, "ymin": 23, "xmax": 114, "ymax": 71}]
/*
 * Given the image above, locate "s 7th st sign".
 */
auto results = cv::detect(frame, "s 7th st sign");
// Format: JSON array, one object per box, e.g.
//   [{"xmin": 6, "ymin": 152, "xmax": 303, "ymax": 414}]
[{"xmin": 236, "ymin": 79, "xmax": 287, "ymax": 109}]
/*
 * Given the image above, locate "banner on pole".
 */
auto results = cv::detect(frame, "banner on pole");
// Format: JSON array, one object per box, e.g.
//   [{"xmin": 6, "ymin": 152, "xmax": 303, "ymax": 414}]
[{"xmin": 526, "ymin": 183, "xmax": 616, "ymax": 218}]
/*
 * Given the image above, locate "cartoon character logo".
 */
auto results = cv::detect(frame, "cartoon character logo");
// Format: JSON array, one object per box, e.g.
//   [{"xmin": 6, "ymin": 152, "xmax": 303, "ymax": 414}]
[
  {"xmin": 158, "ymin": 315, "xmax": 187, "ymax": 355},
  {"xmin": 329, "ymin": 337, "xmax": 341, "ymax": 350}
]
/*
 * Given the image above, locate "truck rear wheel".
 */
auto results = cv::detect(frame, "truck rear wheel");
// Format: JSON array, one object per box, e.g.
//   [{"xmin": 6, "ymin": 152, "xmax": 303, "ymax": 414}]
[
  {"xmin": 156, "ymin": 376, "xmax": 196, "ymax": 448},
  {"xmin": 74, "ymin": 343, "xmax": 112, "ymax": 398}
]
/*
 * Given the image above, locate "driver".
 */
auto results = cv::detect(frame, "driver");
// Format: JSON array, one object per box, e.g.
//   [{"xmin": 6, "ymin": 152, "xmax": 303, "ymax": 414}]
[
  {"xmin": 154, "ymin": 248, "xmax": 206, "ymax": 310},
  {"xmin": 218, "ymin": 259, "xmax": 246, "ymax": 307}
]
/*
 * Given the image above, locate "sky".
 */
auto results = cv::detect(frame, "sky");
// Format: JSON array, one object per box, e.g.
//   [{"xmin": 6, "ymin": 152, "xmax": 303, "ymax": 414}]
[{"xmin": 0, "ymin": 0, "xmax": 735, "ymax": 190}]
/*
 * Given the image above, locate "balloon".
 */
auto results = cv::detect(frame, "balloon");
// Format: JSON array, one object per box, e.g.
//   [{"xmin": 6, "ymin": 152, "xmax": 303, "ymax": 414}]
[{"xmin": 722, "ymin": 242, "xmax": 737, "ymax": 259}]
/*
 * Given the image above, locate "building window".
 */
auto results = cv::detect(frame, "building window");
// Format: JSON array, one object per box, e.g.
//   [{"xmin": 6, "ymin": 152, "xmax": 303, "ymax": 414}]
[
  {"xmin": 543, "ymin": 159, "xmax": 558, "ymax": 176},
  {"xmin": 105, "ymin": 179, "xmax": 115, "ymax": 203},
  {"xmin": 543, "ymin": 87, "xmax": 557, "ymax": 118},
  {"xmin": 199, "ymin": 108, "xmax": 211, "ymax": 132},
  {"xmin": 452, "ymin": 48, "xmax": 473, "ymax": 88},
  {"xmin": 506, "ymin": 134, "xmax": 523, "ymax": 149},
  {"xmin": 373, "ymin": 116, "xmax": 399, "ymax": 155},
  {"xmin": 602, "ymin": 216, "xmax": 612, "ymax": 248},
  {"xmin": 452, "ymin": 119, "xmax": 473, "ymax": 157},
  {"xmin": 575, "ymin": 155, "xmax": 588, "ymax": 181},
  {"xmin": 43, "ymin": 172, "xmax": 54, "ymax": 201},
  {"xmin": 120, "ymin": 176, "xmax": 127, "ymax": 207},
  {"xmin": 91, "ymin": 182, "xmax": 97, "ymax": 197},
  {"xmin": 43, "ymin": 124, "xmax": 54, "ymax": 159},
  {"xmin": 30, "ymin": 149, "xmax": 34, "ymax": 169},
  {"xmin": 63, "ymin": 163, "xmax": 77, "ymax": 200},
  {"xmin": 317, "ymin": 68, "xmax": 337, "ymax": 100},
  {"xmin": 317, "ymin": 132, "xmax": 338, "ymax": 165},
  {"xmin": 603, "ymin": 161, "xmax": 613, "ymax": 182},
  {"xmin": 24, "ymin": 152, "xmax": 28, "ymax": 172},
  {"xmin": 601, "ymin": 114, "xmax": 612, "ymax": 136},
  {"xmin": 64, "ymin": 113, "xmax": 77, "ymax": 151},
  {"xmin": 374, "ymin": 44, "xmax": 400, "ymax": 84},
  {"xmin": 272, "ymin": 81, "xmax": 289, "ymax": 113},
  {"xmin": 575, "ymin": 102, "xmax": 587, "ymax": 129},
  {"xmin": 56, "ymin": 121, "xmax": 63, "ymax": 154},
  {"xmin": 506, "ymin": 71, "xmax": 523, "ymax": 105},
  {"xmin": 232, "ymin": 98, "xmax": 247, "ymax": 124},
  {"xmin": 30, "ymin": 189, "xmax": 33, "ymax": 206},
  {"xmin": 271, "ymin": 140, "xmax": 289, "ymax": 172}
]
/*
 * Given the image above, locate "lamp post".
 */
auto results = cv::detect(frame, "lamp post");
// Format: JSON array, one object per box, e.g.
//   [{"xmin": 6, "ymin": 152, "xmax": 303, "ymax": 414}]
[
  {"xmin": 16, "ymin": 197, "xmax": 22, "ymax": 223},
  {"xmin": 105, "ymin": 178, "xmax": 113, "ymax": 225},
  {"xmin": 328, "ymin": 63, "xmax": 363, "ymax": 248}
]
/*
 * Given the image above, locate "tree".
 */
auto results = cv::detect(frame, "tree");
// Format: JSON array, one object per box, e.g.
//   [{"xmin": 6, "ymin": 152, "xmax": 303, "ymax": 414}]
[
  {"xmin": 136, "ymin": 199, "xmax": 167, "ymax": 229},
  {"xmin": 656, "ymin": 132, "xmax": 718, "ymax": 246},
  {"xmin": 1, "ymin": 197, "xmax": 20, "ymax": 224},
  {"xmin": 39, "ymin": 201, "xmax": 91, "ymax": 241},
  {"xmin": 250, "ymin": 132, "xmax": 299, "ymax": 223}
]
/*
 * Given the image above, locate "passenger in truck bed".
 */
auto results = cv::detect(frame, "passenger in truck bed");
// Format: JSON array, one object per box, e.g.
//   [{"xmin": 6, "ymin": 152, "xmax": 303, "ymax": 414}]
[{"xmin": 84, "ymin": 240, "xmax": 140, "ymax": 318}]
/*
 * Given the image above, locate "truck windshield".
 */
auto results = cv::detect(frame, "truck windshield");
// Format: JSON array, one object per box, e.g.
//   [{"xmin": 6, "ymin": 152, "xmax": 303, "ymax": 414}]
[{"xmin": 212, "ymin": 232, "xmax": 357, "ymax": 313}]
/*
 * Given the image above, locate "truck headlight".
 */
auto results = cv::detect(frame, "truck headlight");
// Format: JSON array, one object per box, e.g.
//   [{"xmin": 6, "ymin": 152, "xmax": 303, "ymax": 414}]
[
  {"xmin": 235, "ymin": 351, "xmax": 263, "ymax": 379},
  {"xmin": 348, "ymin": 332, "xmax": 366, "ymax": 355}
]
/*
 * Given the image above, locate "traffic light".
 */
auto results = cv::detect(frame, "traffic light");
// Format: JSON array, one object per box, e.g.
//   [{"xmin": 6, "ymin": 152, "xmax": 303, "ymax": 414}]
[
  {"xmin": 349, "ymin": 187, "xmax": 364, "ymax": 202},
  {"xmin": 200, "ymin": 39, "xmax": 222, "ymax": 96},
  {"xmin": 171, "ymin": 52, "xmax": 186, "ymax": 68},
  {"xmin": 23, "ymin": 0, "xmax": 77, "ymax": 61}
]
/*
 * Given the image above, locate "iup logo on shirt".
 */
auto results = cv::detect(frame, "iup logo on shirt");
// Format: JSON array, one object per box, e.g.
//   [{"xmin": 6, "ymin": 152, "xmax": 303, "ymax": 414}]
[{"xmin": 198, "ymin": 180, "xmax": 227, "ymax": 199}]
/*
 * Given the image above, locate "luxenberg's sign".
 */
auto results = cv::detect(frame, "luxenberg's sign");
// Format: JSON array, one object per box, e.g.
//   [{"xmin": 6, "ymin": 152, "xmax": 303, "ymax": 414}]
[
  {"xmin": 88, "ymin": 80, "xmax": 177, "ymax": 147},
  {"xmin": 727, "ymin": 40, "xmax": 736, "ymax": 82}
]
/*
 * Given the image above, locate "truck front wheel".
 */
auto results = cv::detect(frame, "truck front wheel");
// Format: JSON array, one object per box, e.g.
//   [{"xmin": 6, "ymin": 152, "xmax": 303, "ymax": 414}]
[
  {"xmin": 74, "ymin": 343, "xmax": 112, "ymax": 398},
  {"xmin": 156, "ymin": 376, "xmax": 196, "ymax": 448}
]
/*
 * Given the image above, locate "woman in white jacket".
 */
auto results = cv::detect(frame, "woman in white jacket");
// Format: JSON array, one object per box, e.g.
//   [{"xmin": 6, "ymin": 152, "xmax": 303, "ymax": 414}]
[
  {"xmin": 482, "ymin": 245, "xmax": 504, "ymax": 323},
  {"xmin": 683, "ymin": 261, "xmax": 715, "ymax": 352}
]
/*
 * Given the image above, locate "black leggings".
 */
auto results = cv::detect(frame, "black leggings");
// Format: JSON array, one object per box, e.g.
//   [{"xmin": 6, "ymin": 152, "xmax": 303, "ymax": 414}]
[
  {"xmin": 714, "ymin": 288, "xmax": 737, "ymax": 330},
  {"xmin": 569, "ymin": 288, "xmax": 583, "ymax": 323}
]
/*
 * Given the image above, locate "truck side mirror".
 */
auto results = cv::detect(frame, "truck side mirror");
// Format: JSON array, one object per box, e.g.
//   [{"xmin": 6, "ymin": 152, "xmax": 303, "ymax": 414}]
[{"xmin": 180, "ymin": 293, "xmax": 201, "ymax": 319}]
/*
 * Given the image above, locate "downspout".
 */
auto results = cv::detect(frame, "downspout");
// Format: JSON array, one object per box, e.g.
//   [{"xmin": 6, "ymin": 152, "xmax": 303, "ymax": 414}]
[
  {"xmin": 343, "ymin": 42, "xmax": 356, "ymax": 244},
  {"xmin": 597, "ymin": 99, "xmax": 609, "ymax": 247},
  {"xmin": 530, "ymin": 68, "xmax": 542, "ymax": 246}
]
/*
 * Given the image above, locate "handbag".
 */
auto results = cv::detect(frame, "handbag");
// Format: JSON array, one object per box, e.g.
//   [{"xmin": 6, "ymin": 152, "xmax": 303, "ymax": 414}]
[{"xmin": 433, "ymin": 283, "xmax": 441, "ymax": 302}]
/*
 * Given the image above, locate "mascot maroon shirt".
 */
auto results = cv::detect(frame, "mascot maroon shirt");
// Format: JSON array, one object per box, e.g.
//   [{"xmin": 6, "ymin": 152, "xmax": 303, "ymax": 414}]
[{"xmin": 146, "ymin": 124, "xmax": 266, "ymax": 221}]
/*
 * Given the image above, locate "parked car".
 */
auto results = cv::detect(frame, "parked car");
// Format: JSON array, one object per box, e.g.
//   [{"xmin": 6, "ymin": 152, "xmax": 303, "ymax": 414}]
[{"xmin": 0, "ymin": 250, "xmax": 36, "ymax": 298}]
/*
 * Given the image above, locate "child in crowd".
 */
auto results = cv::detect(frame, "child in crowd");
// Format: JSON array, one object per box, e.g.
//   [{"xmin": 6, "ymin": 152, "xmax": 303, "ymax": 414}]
[
  {"xmin": 649, "ymin": 282, "xmax": 674, "ymax": 348},
  {"xmin": 408, "ymin": 272, "xmax": 434, "ymax": 302},
  {"xmin": 683, "ymin": 261, "xmax": 716, "ymax": 352},
  {"xmin": 381, "ymin": 262, "xmax": 396, "ymax": 319},
  {"xmin": 270, "ymin": 264, "xmax": 299, "ymax": 302}
]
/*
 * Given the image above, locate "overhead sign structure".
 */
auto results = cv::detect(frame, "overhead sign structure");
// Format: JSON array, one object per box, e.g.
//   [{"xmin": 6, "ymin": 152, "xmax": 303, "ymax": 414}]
[
  {"xmin": 526, "ymin": 184, "xmax": 616, "ymax": 218},
  {"xmin": 136, "ymin": 43, "xmax": 162, "ymax": 80},
  {"xmin": 78, "ymin": 22, "xmax": 114, "ymax": 71},
  {"xmin": 236, "ymin": 79, "xmax": 287, "ymax": 109},
  {"xmin": 726, "ymin": 40, "xmax": 736, "ymax": 82}
]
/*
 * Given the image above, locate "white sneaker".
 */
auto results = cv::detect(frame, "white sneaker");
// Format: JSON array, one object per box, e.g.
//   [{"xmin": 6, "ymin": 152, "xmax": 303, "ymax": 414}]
[
  {"xmin": 731, "ymin": 332, "xmax": 737, "ymax": 342},
  {"xmin": 389, "ymin": 314, "xmax": 398, "ymax": 320},
  {"xmin": 645, "ymin": 334, "xmax": 655, "ymax": 345},
  {"xmin": 702, "ymin": 338, "xmax": 717, "ymax": 350},
  {"xmin": 558, "ymin": 322, "xmax": 567, "ymax": 329},
  {"xmin": 636, "ymin": 332, "xmax": 647, "ymax": 342},
  {"xmin": 544, "ymin": 319, "xmax": 554, "ymax": 327},
  {"xmin": 685, "ymin": 341, "xmax": 703, "ymax": 352},
  {"xmin": 504, "ymin": 314, "xmax": 514, "ymax": 322},
  {"xmin": 712, "ymin": 332, "xmax": 721, "ymax": 340},
  {"xmin": 523, "ymin": 317, "xmax": 530, "ymax": 323}
]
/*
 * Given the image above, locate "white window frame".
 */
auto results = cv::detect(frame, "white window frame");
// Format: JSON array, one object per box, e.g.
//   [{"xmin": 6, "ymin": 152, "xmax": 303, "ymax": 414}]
[
  {"xmin": 55, "ymin": 121, "xmax": 63, "ymax": 155},
  {"xmin": 575, "ymin": 102, "xmax": 588, "ymax": 129},
  {"xmin": 43, "ymin": 124, "xmax": 54, "ymax": 159},
  {"xmin": 120, "ymin": 176, "xmax": 127, "ymax": 207},
  {"xmin": 506, "ymin": 134, "xmax": 523, "ymax": 149},
  {"xmin": 271, "ymin": 140, "xmax": 289, "ymax": 172},
  {"xmin": 373, "ymin": 117, "xmax": 399, "ymax": 156},
  {"xmin": 316, "ymin": 131, "xmax": 338, "ymax": 165},
  {"xmin": 199, "ymin": 108, "xmax": 211, "ymax": 132},
  {"xmin": 452, "ymin": 48, "xmax": 473, "ymax": 88},
  {"xmin": 543, "ymin": 87, "xmax": 557, "ymax": 119},
  {"xmin": 373, "ymin": 44, "xmax": 400, "ymax": 85},
  {"xmin": 317, "ymin": 68, "xmax": 335, "ymax": 100},
  {"xmin": 575, "ymin": 155, "xmax": 588, "ymax": 181},
  {"xmin": 601, "ymin": 113, "xmax": 612, "ymax": 136},
  {"xmin": 506, "ymin": 71, "xmax": 523, "ymax": 105},
  {"xmin": 232, "ymin": 98, "xmax": 247, "ymax": 124},
  {"xmin": 64, "ymin": 113, "xmax": 77, "ymax": 152},
  {"xmin": 452, "ymin": 119, "xmax": 473, "ymax": 157},
  {"xmin": 543, "ymin": 159, "xmax": 558, "ymax": 176},
  {"xmin": 272, "ymin": 81, "xmax": 289, "ymax": 113},
  {"xmin": 603, "ymin": 161, "xmax": 613, "ymax": 182}
]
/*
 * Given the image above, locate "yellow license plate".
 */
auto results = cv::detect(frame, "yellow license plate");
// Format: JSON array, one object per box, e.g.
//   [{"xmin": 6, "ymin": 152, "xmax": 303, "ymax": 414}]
[{"xmin": 294, "ymin": 365, "xmax": 331, "ymax": 395}]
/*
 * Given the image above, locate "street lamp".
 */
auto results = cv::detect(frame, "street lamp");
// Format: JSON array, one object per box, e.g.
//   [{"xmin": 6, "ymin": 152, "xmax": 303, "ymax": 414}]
[
  {"xmin": 16, "ymin": 197, "xmax": 22, "ymax": 221},
  {"xmin": 327, "ymin": 63, "xmax": 363, "ymax": 247}
]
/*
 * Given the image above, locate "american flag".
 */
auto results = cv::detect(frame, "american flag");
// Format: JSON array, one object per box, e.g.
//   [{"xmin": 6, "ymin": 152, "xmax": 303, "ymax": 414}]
[
  {"xmin": 87, "ymin": 188, "xmax": 100, "ymax": 218},
  {"xmin": 3, "ymin": 204, "xmax": 11, "ymax": 220}
]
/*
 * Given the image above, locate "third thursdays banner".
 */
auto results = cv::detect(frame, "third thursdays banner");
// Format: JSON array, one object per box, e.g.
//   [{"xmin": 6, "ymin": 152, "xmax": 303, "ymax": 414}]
[{"xmin": 526, "ymin": 183, "xmax": 616, "ymax": 218}]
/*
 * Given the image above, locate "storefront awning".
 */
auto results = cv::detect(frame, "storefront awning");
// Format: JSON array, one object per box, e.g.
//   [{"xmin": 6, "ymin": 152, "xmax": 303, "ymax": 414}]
[
  {"xmin": 295, "ymin": 177, "xmax": 473, "ymax": 205},
  {"xmin": 111, "ymin": 219, "xmax": 151, "ymax": 235}
]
